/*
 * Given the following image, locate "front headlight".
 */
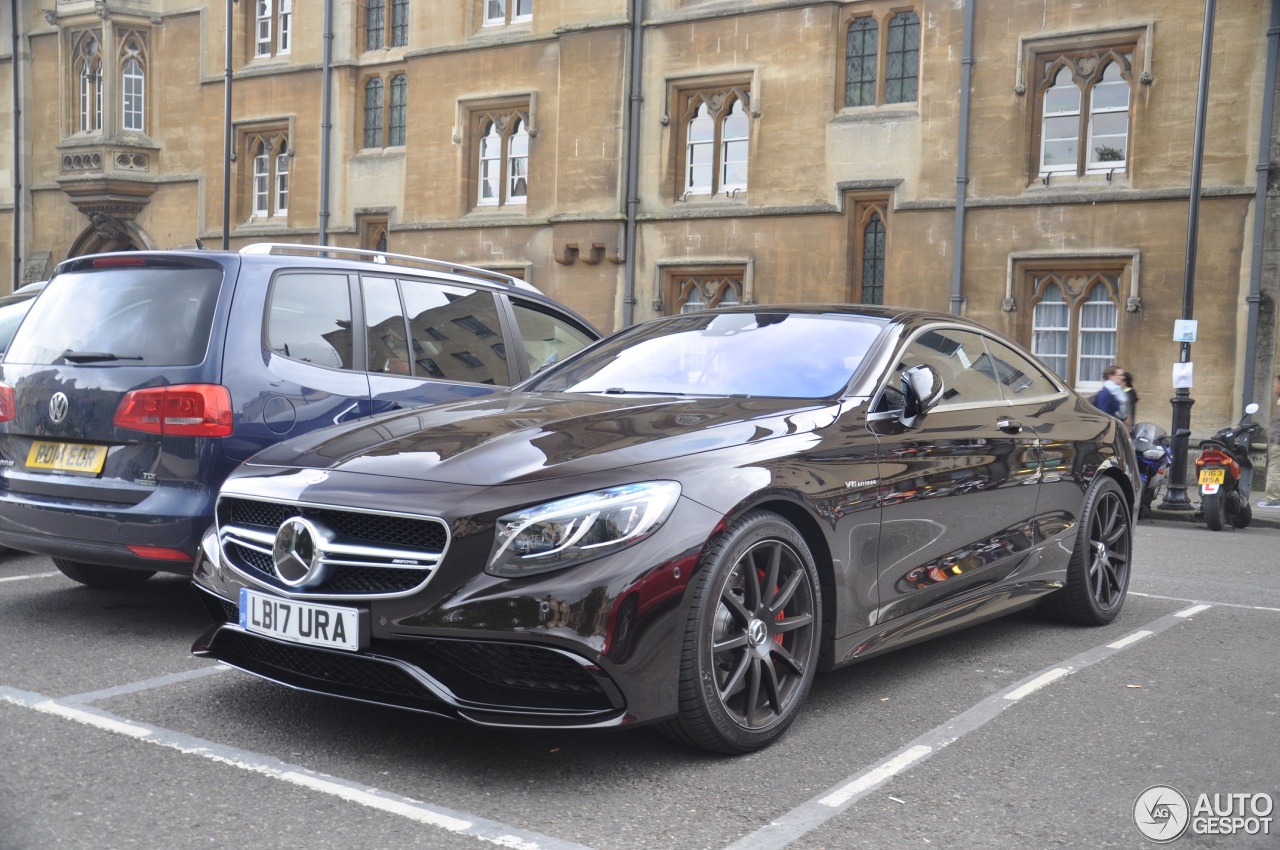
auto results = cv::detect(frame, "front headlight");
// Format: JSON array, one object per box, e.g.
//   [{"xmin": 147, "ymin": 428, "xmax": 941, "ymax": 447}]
[{"xmin": 486, "ymin": 481, "xmax": 682, "ymax": 577}]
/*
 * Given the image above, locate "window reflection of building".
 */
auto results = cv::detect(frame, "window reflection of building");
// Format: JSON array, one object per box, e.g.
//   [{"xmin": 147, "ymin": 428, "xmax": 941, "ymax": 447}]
[{"xmin": 364, "ymin": 286, "xmax": 509, "ymax": 385}]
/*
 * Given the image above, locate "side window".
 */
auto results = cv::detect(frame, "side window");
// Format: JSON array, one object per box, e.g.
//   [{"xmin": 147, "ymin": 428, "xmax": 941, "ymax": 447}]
[
  {"xmin": 509, "ymin": 300, "xmax": 595, "ymax": 374},
  {"xmin": 399, "ymin": 279, "xmax": 507, "ymax": 385},
  {"xmin": 363, "ymin": 276, "xmax": 411, "ymax": 375},
  {"xmin": 890, "ymin": 328, "xmax": 1004, "ymax": 407},
  {"xmin": 266, "ymin": 273, "xmax": 356, "ymax": 370},
  {"xmin": 977, "ymin": 338, "xmax": 1061, "ymax": 401}
]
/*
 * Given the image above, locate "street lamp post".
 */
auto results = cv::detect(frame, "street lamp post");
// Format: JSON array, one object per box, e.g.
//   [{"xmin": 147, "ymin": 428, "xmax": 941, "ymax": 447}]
[{"xmin": 1161, "ymin": 0, "xmax": 1216, "ymax": 511}]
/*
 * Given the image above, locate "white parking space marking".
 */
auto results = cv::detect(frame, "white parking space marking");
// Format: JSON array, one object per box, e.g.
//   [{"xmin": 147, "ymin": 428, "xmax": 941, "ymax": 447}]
[
  {"xmin": 722, "ymin": 604, "xmax": 1215, "ymax": 850},
  {"xmin": 1107, "ymin": 629, "xmax": 1154, "ymax": 650},
  {"xmin": 0, "ymin": 571, "xmax": 60, "ymax": 584},
  {"xmin": 61, "ymin": 665, "xmax": 230, "ymax": 705},
  {"xmin": 0, "ymin": 683, "xmax": 601, "ymax": 850},
  {"xmin": 1130, "ymin": 592, "xmax": 1280, "ymax": 614},
  {"xmin": 1002, "ymin": 667, "xmax": 1071, "ymax": 701},
  {"xmin": 818, "ymin": 746, "xmax": 932, "ymax": 808}
]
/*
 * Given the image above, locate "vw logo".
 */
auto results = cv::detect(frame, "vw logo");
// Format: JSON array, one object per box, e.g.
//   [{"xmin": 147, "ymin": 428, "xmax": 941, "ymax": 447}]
[
  {"xmin": 48, "ymin": 392, "xmax": 69, "ymax": 424},
  {"xmin": 271, "ymin": 516, "xmax": 331, "ymax": 588}
]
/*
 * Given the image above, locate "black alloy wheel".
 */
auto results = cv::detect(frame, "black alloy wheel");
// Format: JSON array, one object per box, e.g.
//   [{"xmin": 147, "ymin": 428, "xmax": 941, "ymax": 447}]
[
  {"xmin": 1045, "ymin": 476, "xmax": 1131, "ymax": 625},
  {"xmin": 662, "ymin": 510, "xmax": 821, "ymax": 754}
]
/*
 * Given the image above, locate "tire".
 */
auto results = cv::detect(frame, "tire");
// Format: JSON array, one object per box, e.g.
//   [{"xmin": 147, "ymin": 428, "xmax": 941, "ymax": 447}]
[
  {"xmin": 660, "ymin": 510, "xmax": 822, "ymax": 754},
  {"xmin": 1231, "ymin": 494, "xmax": 1253, "ymax": 529},
  {"xmin": 53, "ymin": 557, "xmax": 156, "ymax": 589},
  {"xmin": 1202, "ymin": 491, "xmax": 1225, "ymax": 531},
  {"xmin": 1044, "ymin": 476, "xmax": 1132, "ymax": 626}
]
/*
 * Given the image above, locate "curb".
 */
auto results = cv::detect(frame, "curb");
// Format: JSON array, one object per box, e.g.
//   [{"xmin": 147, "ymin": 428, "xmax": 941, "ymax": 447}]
[{"xmin": 1146, "ymin": 505, "xmax": 1280, "ymax": 530}]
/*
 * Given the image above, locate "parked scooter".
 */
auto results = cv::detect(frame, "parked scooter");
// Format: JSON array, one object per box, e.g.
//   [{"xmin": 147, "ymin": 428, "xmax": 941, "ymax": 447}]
[
  {"xmin": 1195, "ymin": 403, "xmax": 1261, "ymax": 531},
  {"xmin": 1132, "ymin": 423, "xmax": 1173, "ymax": 518}
]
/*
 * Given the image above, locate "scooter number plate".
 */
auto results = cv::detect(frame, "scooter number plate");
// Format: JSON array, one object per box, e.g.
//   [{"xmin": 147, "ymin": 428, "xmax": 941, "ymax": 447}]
[{"xmin": 1198, "ymin": 469, "xmax": 1225, "ymax": 485}]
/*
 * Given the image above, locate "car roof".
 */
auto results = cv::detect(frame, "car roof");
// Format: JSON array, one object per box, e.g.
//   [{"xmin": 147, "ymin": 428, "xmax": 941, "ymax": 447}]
[
  {"xmin": 52, "ymin": 244, "xmax": 536, "ymax": 295},
  {"xmin": 689, "ymin": 303, "xmax": 997, "ymax": 331}
]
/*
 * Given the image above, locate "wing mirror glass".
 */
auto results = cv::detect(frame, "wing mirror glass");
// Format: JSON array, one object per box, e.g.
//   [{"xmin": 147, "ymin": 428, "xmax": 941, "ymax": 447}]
[
  {"xmin": 1244, "ymin": 403, "xmax": 1260, "ymax": 416},
  {"xmin": 900, "ymin": 364, "xmax": 943, "ymax": 427}
]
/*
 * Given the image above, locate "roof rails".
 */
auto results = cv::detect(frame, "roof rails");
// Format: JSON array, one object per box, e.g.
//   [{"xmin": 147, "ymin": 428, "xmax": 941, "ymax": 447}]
[{"xmin": 239, "ymin": 243, "xmax": 538, "ymax": 292}]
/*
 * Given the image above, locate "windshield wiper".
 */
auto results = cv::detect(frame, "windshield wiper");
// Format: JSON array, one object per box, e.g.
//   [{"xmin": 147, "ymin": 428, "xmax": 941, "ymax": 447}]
[
  {"xmin": 594, "ymin": 387, "xmax": 687, "ymax": 396},
  {"xmin": 60, "ymin": 350, "xmax": 144, "ymax": 363}
]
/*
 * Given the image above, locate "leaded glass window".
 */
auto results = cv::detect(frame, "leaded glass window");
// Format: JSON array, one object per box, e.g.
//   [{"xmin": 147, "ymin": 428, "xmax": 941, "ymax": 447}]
[
  {"xmin": 845, "ymin": 18, "xmax": 877, "ymax": 107},
  {"xmin": 885, "ymin": 12, "xmax": 920, "ymax": 104}
]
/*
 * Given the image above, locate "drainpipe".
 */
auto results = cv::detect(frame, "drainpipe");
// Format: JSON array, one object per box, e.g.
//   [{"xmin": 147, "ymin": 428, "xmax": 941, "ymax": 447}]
[
  {"xmin": 949, "ymin": 0, "xmax": 975, "ymax": 315},
  {"xmin": 11, "ymin": 0, "xmax": 21, "ymax": 288},
  {"xmin": 1243, "ymin": 0, "xmax": 1280, "ymax": 409},
  {"xmin": 318, "ymin": 0, "xmax": 333, "ymax": 245},
  {"xmin": 621, "ymin": 0, "xmax": 644, "ymax": 327},
  {"xmin": 222, "ymin": 0, "xmax": 234, "ymax": 249}
]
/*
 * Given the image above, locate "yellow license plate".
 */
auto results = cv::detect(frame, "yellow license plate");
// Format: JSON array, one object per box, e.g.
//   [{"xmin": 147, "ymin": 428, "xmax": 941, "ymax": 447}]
[
  {"xmin": 1198, "ymin": 468, "xmax": 1225, "ymax": 486},
  {"xmin": 25, "ymin": 441, "xmax": 109, "ymax": 475}
]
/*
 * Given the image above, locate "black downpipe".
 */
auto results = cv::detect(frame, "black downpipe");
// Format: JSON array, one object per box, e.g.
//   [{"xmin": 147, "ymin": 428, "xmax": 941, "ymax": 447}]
[
  {"xmin": 318, "ymin": 0, "xmax": 333, "ymax": 246},
  {"xmin": 222, "ymin": 0, "xmax": 234, "ymax": 249},
  {"xmin": 1243, "ymin": 0, "xmax": 1280, "ymax": 409},
  {"xmin": 11, "ymin": 0, "xmax": 21, "ymax": 288},
  {"xmin": 949, "ymin": 0, "xmax": 975, "ymax": 315},
  {"xmin": 621, "ymin": 0, "xmax": 644, "ymax": 327}
]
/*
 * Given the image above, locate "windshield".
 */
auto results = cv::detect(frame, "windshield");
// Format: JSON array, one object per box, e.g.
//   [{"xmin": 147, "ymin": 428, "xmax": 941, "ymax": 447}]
[
  {"xmin": 5, "ymin": 267, "xmax": 222, "ymax": 367},
  {"xmin": 529, "ymin": 312, "xmax": 888, "ymax": 399}
]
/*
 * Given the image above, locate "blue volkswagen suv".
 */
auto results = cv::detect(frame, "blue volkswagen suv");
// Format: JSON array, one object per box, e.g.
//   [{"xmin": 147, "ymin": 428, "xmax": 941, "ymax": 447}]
[{"xmin": 0, "ymin": 244, "xmax": 598, "ymax": 588}]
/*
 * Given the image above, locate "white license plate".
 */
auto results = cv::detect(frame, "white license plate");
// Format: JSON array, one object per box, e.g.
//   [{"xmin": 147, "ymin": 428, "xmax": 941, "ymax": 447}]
[{"xmin": 239, "ymin": 588, "xmax": 359, "ymax": 651}]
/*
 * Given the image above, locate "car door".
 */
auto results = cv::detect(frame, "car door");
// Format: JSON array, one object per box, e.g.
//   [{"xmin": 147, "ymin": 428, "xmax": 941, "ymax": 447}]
[
  {"xmin": 223, "ymin": 270, "xmax": 373, "ymax": 461},
  {"xmin": 868, "ymin": 325, "xmax": 1043, "ymax": 625}
]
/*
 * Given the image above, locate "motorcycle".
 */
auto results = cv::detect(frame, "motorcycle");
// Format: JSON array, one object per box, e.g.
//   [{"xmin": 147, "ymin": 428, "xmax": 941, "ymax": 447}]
[
  {"xmin": 1195, "ymin": 403, "xmax": 1261, "ymax": 531},
  {"xmin": 1132, "ymin": 422, "xmax": 1173, "ymax": 518}
]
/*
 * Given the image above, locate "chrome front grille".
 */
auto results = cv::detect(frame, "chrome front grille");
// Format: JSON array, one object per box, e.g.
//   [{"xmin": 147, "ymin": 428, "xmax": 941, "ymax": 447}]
[{"xmin": 218, "ymin": 496, "xmax": 448, "ymax": 599}]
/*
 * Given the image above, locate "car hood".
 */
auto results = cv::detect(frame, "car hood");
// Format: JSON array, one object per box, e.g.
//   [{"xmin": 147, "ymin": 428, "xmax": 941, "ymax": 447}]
[{"xmin": 245, "ymin": 392, "xmax": 845, "ymax": 486}]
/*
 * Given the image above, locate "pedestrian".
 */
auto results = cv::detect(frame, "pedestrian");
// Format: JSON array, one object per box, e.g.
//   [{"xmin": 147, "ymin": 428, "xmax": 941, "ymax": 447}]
[
  {"xmin": 1092, "ymin": 365, "xmax": 1129, "ymax": 424},
  {"xmin": 1259, "ymin": 374, "xmax": 1280, "ymax": 508},
  {"xmin": 1123, "ymin": 371, "xmax": 1139, "ymax": 428}
]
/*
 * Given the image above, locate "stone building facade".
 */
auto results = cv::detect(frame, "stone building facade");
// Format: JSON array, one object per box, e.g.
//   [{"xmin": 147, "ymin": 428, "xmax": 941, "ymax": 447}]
[{"xmin": 1, "ymin": 0, "xmax": 1277, "ymax": 436}]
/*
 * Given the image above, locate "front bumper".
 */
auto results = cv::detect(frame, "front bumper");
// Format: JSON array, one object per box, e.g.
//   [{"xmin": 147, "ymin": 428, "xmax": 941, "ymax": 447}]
[{"xmin": 190, "ymin": 490, "xmax": 724, "ymax": 728}]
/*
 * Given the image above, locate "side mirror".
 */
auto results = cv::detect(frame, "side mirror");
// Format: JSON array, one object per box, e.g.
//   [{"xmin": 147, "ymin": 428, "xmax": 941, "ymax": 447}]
[
  {"xmin": 1244, "ymin": 402, "xmax": 1260, "ymax": 416},
  {"xmin": 901, "ymin": 364, "xmax": 943, "ymax": 427}
]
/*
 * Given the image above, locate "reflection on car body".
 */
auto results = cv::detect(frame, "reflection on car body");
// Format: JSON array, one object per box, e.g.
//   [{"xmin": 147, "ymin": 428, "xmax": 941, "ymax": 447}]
[{"xmin": 191, "ymin": 305, "xmax": 1138, "ymax": 753}]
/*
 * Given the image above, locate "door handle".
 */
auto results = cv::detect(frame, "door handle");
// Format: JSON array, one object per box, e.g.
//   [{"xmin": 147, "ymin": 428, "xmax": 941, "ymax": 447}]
[{"xmin": 997, "ymin": 418, "xmax": 1023, "ymax": 434}]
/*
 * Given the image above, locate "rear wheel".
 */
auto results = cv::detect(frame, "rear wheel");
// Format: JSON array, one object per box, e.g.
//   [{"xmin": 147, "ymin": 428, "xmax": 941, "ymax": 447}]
[
  {"xmin": 1202, "ymin": 491, "xmax": 1225, "ymax": 531},
  {"xmin": 53, "ymin": 557, "xmax": 156, "ymax": 589},
  {"xmin": 1231, "ymin": 494, "xmax": 1253, "ymax": 529},
  {"xmin": 660, "ymin": 511, "xmax": 821, "ymax": 754},
  {"xmin": 1044, "ymin": 476, "xmax": 1131, "ymax": 626}
]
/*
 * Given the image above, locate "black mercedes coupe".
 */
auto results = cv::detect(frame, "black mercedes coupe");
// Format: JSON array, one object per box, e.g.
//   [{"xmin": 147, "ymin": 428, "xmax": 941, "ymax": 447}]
[{"xmin": 192, "ymin": 306, "xmax": 1137, "ymax": 753}]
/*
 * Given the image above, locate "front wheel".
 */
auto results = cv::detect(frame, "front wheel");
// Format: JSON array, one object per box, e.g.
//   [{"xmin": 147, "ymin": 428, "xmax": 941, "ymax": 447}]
[
  {"xmin": 53, "ymin": 557, "xmax": 156, "ymax": 589},
  {"xmin": 660, "ymin": 510, "xmax": 822, "ymax": 754},
  {"xmin": 1044, "ymin": 476, "xmax": 1131, "ymax": 626},
  {"xmin": 1202, "ymin": 491, "xmax": 1225, "ymax": 531}
]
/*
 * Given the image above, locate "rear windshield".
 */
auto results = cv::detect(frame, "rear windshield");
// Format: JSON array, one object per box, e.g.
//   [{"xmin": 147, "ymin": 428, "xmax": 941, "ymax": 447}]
[{"xmin": 4, "ymin": 267, "xmax": 222, "ymax": 367}]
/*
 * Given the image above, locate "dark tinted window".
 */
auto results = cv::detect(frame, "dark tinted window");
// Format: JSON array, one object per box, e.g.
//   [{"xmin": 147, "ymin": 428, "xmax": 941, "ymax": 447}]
[
  {"xmin": 894, "ymin": 328, "xmax": 1003, "ymax": 406},
  {"xmin": 0, "ymin": 294, "xmax": 37, "ymax": 354},
  {"xmin": 6, "ymin": 268, "xmax": 221, "ymax": 366},
  {"xmin": 363, "ymin": 276, "xmax": 411, "ymax": 375},
  {"xmin": 510, "ymin": 299, "xmax": 595, "ymax": 373},
  {"xmin": 399, "ymin": 279, "xmax": 506, "ymax": 385},
  {"xmin": 977, "ymin": 338, "xmax": 1061, "ymax": 400},
  {"xmin": 267, "ymin": 273, "xmax": 356, "ymax": 370}
]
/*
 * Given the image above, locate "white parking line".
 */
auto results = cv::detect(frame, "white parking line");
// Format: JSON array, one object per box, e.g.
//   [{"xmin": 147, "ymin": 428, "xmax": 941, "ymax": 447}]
[
  {"xmin": 0, "ymin": 571, "xmax": 59, "ymax": 584},
  {"xmin": 0, "ymin": 684, "xmax": 600, "ymax": 850},
  {"xmin": 721, "ymin": 603, "xmax": 1214, "ymax": 850},
  {"xmin": 1131, "ymin": 592, "xmax": 1280, "ymax": 614}
]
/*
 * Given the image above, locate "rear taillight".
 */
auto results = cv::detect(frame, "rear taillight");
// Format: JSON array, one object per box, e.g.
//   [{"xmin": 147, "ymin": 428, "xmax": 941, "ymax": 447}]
[
  {"xmin": 0, "ymin": 383, "xmax": 14, "ymax": 423},
  {"xmin": 114, "ymin": 384, "xmax": 233, "ymax": 437}
]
